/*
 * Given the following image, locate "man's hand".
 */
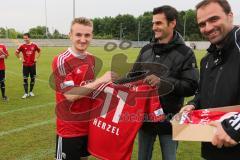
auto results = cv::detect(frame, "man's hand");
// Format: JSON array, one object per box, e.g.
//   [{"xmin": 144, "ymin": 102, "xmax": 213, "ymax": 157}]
[
  {"xmin": 179, "ymin": 105, "xmax": 195, "ymax": 113},
  {"xmin": 0, "ymin": 48, "xmax": 4, "ymax": 54},
  {"xmin": 19, "ymin": 57, "xmax": 25, "ymax": 62},
  {"xmin": 143, "ymin": 74, "xmax": 160, "ymax": 87},
  {"xmin": 209, "ymin": 121, "xmax": 238, "ymax": 148},
  {"xmin": 0, "ymin": 55, "xmax": 6, "ymax": 59}
]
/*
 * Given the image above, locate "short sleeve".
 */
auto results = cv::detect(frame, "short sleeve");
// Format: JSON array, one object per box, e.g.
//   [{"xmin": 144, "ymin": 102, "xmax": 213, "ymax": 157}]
[
  {"xmin": 1, "ymin": 45, "xmax": 9, "ymax": 57},
  {"xmin": 35, "ymin": 44, "xmax": 41, "ymax": 52},
  {"xmin": 16, "ymin": 45, "xmax": 22, "ymax": 53},
  {"xmin": 51, "ymin": 56, "xmax": 74, "ymax": 93},
  {"xmin": 146, "ymin": 90, "xmax": 165, "ymax": 122}
]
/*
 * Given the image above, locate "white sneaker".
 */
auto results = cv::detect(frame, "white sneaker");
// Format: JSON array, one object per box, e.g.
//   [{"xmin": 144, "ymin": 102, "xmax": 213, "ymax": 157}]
[
  {"xmin": 22, "ymin": 93, "xmax": 28, "ymax": 99},
  {"xmin": 29, "ymin": 92, "xmax": 35, "ymax": 97}
]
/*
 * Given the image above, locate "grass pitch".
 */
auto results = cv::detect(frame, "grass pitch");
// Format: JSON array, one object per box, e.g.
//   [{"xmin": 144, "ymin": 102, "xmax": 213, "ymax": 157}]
[{"xmin": 0, "ymin": 46, "xmax": 205, "ymax": 160}]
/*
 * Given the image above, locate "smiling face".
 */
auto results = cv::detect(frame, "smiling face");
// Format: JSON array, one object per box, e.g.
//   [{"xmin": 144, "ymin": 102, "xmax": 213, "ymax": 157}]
[
  {"xmin": 69, "ymin": 23, "xmax": 93, "ymax": 53},
  {"xmin": 23, "ymin": 35, "xmax": 31, "ymax": 44},
  {"xmin": 197, "ymin": 2, "xmax": 233, "ymax": 45},
  {"xmin": 152, "ymin": 13, "xmax": 176, "ymax": 44}
]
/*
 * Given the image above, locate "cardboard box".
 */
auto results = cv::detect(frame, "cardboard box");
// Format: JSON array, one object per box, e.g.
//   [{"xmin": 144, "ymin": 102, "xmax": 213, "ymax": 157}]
[{"xmin": 171, "ymin": 105, "xmax": 240, "ymax": 142}]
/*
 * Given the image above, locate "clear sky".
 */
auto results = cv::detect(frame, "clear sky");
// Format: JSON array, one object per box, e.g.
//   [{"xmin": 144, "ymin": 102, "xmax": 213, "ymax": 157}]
[{"xmin": 1, "ymin": 0, "xmax": 240, "ymax": 34}]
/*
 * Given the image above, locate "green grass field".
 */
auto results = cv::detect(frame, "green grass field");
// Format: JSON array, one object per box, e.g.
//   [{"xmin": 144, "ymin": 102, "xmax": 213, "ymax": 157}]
[{"xmin": 0, "ymin": 46, "xmax": 206, "ymax": 160}]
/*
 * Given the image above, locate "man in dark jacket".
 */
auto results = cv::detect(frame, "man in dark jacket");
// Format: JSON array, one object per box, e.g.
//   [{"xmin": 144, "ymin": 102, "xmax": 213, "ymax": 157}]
[
  {"xmin": 130, "ymin": 5, "xmax": 199, "ymax": 160},
  {"xmin": 181, "ymin": 0, "xmax": 240, "ymax": 159}
]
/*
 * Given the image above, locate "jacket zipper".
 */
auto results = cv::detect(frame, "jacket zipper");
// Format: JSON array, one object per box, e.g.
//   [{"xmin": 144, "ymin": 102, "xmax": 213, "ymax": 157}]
[{"xmin": 212, "ymin": 66, "xmax": 223, "ymax": 97}]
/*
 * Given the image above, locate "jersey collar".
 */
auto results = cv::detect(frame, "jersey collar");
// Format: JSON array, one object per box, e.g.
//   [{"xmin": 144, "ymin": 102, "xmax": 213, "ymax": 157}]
[{"xmin": 68, "ymin": 47, "xmax": 87, "ymax": 59}]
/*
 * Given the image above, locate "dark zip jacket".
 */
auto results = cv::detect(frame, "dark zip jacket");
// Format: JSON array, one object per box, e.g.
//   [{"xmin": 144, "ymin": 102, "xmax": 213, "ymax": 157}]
[
  {"xmin": 189, "ymin": 26, "xmax": 240, "ymax": 160},
  {"xmin": 130, "ymin": 32, "xmax": 199, "ymax": 134}
]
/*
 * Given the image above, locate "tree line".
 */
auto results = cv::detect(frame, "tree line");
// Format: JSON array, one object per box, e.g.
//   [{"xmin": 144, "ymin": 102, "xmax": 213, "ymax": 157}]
[{"xmin": 0, "ymin": 9, "xmax": 204, "ymax": 41}]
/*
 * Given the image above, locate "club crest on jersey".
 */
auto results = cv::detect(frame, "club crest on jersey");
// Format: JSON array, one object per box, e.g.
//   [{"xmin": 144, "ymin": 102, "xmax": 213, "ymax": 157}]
[{"xmin": 76, "ymin": 68, "xmax": 82, "ymax": 74}]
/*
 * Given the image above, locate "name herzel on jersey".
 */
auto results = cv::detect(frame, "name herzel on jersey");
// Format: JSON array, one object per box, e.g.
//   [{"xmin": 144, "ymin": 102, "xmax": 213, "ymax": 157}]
[{"xmin": 92, "ymin": 118, "xmax": 120, "ymax": 136}]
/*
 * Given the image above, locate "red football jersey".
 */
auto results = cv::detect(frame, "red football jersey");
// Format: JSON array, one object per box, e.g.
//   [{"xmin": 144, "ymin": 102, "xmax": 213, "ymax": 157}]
[
  {"xmin": 0, "ymin": 44, "xmax": 9, "ymax": 70},
  {"xmin": 52, "ymin": 48, "xmax": 95, "ymax": 137},
  {"xmin": 88, "ymin": 80, "xmax": 164, "ymax": 160},
  {"xmin": 180, "ymin": 110, "xmax": 240, "ymax": 125},
  {"xmin": 16, "ymin": 42, "xmax": 40, "ymax": 66}
]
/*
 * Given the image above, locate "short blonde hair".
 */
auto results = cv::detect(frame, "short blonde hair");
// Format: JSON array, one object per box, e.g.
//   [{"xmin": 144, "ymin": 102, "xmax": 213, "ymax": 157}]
[{"xmin": 70, "ymin": 17, "xmax": 93, "ymax": 32}]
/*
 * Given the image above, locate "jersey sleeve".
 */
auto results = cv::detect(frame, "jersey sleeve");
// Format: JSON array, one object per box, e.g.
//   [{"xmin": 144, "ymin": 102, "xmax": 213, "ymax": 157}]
[
  {"xmin": 16, "ymin": 45, "xmax": 22, "ymax": 54},
  {"xmin": 52, "ymin": 56, "xmax": 73, "ymax": 93},
  {"xmin": 146, "ymin": 90, "xmax": 165, "ymax": 122},
  {"xmin": 61, "ymin": 72, "xmax": 75, "ymax": 91},
  {"xmin": 35, "ymin": 43, "xmax": 41, "ymax": 52},
  {"xmin": 0, "ymin": 45, "xmax": 9, "ymax": 57},
  {"xmin": 221, "ymin": 113, "xmax": 240, "ymax": 143}
]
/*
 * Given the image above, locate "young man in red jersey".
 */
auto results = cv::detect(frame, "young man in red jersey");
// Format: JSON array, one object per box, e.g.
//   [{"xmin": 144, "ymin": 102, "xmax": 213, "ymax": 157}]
[
  {"xmin": 15, "ymin": 33, "xmax": 41, "ymax": 99},
  {"xmin": 0, "ymin": 44, "xmax": 9, "ymax": 101},
  {"xmin": 52, "ymin": 17, "xmax": 118, "ymax": 160}
]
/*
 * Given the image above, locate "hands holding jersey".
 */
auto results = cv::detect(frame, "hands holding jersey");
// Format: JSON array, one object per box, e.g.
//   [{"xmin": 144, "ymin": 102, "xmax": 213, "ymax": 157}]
[
  {"xmin": 180, "ymin": 105, "xmax": 238, "ymax": 148},
  {"xmin": 143, "ymin": 74, "xmax": 160, "ymax": 87}
]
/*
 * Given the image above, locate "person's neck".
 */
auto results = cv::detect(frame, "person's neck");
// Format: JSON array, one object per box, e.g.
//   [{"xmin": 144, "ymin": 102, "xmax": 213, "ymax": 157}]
[{"xmin": 158, "ymin": 32, "xmax": 174, "ymax": 44}]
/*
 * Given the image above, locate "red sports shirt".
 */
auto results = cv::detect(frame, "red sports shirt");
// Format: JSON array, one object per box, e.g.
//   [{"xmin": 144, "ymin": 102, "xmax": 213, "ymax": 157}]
[
  {"xmin": 180, "ymin": 110, "xmax": 240, "ymax": 125},
  {"xmin": 88, "ymin": 80, "xmax": 165, "ymax": 160},
  {"xmin": 0, "ymin": 44, "xmax": 9, "ymax": 70},
  {"xmin": 52, "ymin": 48, "xmax": 95, "ymax": 138},
  {"xmin": 16, "ymin": 42, "xmax": 40, "ymax": 66}
]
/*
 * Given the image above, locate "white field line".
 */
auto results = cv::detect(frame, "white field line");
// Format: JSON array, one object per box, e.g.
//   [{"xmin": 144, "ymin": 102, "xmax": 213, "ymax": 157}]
[
  {"xmin": 0, "ymin": 102, "xmax": 55, "ymax": 116},
  {"xmin": 7, "ymin": 70, "xmax": 49, "ymax": 84},
  {"xmin": 0, "ymin": 119, "xmax": 54, "ymax": 137}
]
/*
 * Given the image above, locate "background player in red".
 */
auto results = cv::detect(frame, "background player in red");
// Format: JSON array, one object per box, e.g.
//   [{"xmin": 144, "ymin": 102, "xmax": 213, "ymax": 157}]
[
  {"xmin": 15, "ymin": 33, "xmax": 41, "ymax": 99},
  {"xmin": 52, "ymin": 17, "xmax": 118, "ymax": 160},
  {"xmin": 0, "ymin": 44, "xmax": 9, "ymax": 101}
]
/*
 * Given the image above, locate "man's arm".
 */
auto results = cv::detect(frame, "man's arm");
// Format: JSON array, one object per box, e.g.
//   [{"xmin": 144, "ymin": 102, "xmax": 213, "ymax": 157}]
[
  {"xmin": 15, "ymin": 46, "xmax": 23, "ymax": 61},
  {"xmin": 221, "ymin": 113, "xmax": 240, "ymax": 143},
  {"xmin": 64, "ymin": 71, "xmax": 119, "ymax": 102},
  {"xmin": 162, "ymin": 50, "xmax": 199, "ymax": 97},
  {"xmin": 35, "ymin": 45, "xmax": 41, "ymax": 61},
  {"xmin": 180, "ymin": 55, "xmax": 206, "ymax": 112},
  {"xmin": 52, "ymin": 56, "xmax": 119, "ymax": 102},
  {"xmin": 0, "ymin": 46, "xmax": 9, "ymax": 59},
  {"xmin": 210, "ymin": 113, "xmax": 240, "ymax": 148},
  {"xmin": 180, "ymin": 93, "xmax": 200, "ymax": 113}
]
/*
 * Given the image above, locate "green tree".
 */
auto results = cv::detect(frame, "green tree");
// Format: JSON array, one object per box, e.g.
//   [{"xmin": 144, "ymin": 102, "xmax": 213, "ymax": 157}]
[
  {"xmin": 112, "ymin": 14, "xmax": 137, "ymax": 40},
  {"xmin": 7, "ymin": 28, "xmax": 19, "ymax": 39},
  {"xmin": 0, "ymin": 28, "xmax": 6, "ymax": 38},
  {"xmin": 28, "ymin": 26, "xmax": 50, "ymax": 38},
  {"xmin": 93, "ymin": 17, "xmax": 114, "ymax": 39},
  {"xmin": 137, "ymin": 12, "xmax": 152, "ymax": 41},
  {"xmin": 52, "ymin": 29, "xmax": 61, "ymax": 39},
  {"xmin": 179, "ymin": 10, "xmax": 202, "ymax": 40}
]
